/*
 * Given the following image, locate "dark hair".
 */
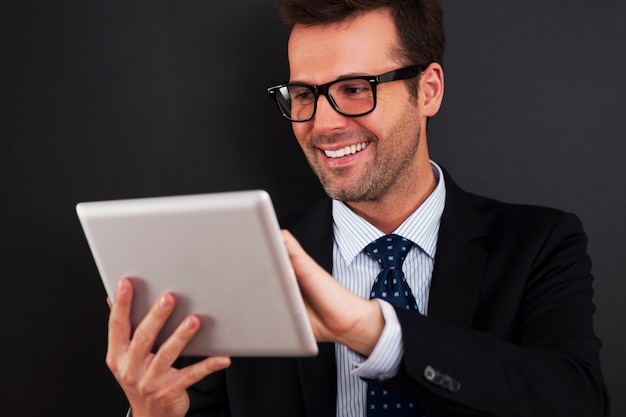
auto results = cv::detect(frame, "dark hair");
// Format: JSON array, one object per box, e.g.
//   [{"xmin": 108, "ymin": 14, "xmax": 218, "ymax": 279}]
[{"xmin": 276, "ymin": 0, "xmax": 445, "ymax": 68}]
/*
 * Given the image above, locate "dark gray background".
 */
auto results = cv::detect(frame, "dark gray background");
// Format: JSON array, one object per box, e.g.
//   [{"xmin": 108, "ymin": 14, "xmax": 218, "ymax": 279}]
[{"xmin": 2, "ymin": 1, "xmax": 624, "ymax": 416}]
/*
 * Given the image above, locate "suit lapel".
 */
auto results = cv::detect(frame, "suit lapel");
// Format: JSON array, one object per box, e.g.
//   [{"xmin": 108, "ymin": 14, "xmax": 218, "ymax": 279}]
[
  {"xmin": 428, "ymin": 173, "xmax": 488, "ymax": 328},
  {"xmin": 289, "ymin": 198, "xmax": 337, "ymax": 416}
]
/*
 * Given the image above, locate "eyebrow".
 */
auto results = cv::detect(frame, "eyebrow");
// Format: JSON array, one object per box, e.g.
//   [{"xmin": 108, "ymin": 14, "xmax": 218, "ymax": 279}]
[{"xmin": 289, "ymin": 71, "xmax": 372, "ymax": 85}]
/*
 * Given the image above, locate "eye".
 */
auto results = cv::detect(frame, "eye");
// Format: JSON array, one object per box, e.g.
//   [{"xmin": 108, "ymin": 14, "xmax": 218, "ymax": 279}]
[
  {"xmin": 289, "ymin": 86, "xmax": 314, "ymax": 102},
  {"xmin": 334, "ymin": 80, "xmax": 372, "ymax": 98}
]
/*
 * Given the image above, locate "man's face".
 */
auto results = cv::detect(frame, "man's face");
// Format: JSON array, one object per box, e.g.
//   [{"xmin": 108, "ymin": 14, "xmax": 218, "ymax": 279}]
[{"xmin": 287, "ymin": 9, "xmax": 427, "ymax": 203}]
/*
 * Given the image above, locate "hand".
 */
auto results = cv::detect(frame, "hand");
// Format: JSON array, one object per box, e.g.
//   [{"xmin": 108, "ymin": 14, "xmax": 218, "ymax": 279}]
[
  {"xmin": 281, "ymin": 230, "xmax": 385, "ymax": 356},
  {"xmin": 106, "ymin": 278, "xmax": 231, "ymax": 417}
]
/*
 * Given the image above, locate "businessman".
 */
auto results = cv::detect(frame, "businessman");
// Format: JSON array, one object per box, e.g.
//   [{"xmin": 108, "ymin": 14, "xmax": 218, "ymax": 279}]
[{"xmin": 106, "ymin": 1, "xmax": 610, "ymax": 416}]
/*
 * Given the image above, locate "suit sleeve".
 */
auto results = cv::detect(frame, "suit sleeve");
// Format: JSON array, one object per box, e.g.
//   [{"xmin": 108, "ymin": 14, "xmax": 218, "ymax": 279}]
[{"xmin": 381, "ymin": 212, "xmax": 610, "ymax": 417}]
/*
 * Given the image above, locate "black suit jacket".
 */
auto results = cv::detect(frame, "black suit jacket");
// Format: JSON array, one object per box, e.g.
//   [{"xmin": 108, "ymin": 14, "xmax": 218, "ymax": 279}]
[{"xmin": 183, "ymin": 172, "xmax": 609, "ymax": 417}]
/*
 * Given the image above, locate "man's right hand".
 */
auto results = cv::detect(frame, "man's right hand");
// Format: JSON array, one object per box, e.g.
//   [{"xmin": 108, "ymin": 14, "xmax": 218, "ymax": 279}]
[{"xmin": 106, "ymin": 278, "xmax": 231, "ymax": 417}]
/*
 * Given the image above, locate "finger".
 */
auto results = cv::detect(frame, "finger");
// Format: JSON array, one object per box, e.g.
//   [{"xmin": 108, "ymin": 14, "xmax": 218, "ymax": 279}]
[
  {"xmin": 171, "ymin": 355, "xmax": 232, "ymax": 392},
  {"xmin": 107, "ymin": 278, "xmax": 134, "ymax": 365},
  {"xmin": 125, "ymin": 292, "xmax": 177, "ymax": 366},
  {"xmin": 147, "ymin": 315, "xmax": 204, "ymax": 376}
]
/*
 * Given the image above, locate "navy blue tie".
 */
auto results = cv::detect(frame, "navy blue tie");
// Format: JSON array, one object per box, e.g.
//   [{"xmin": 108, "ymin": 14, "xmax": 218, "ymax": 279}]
[{"xmin": 364, "ymin": 235, "xmax": 428, "ymax": 417}]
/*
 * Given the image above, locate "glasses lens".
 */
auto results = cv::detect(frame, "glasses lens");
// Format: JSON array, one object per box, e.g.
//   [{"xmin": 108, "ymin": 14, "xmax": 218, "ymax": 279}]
[
  {"xmin": 272, "ymin": 78, "xmax": 375, "ymax": 122},
  {"xmin": 272, "ymin": 85, "xmax": 316, "ymax": 122},
  {"xmin": 328, "ymin": 79, "xmax": 374, "ymax": 116}
]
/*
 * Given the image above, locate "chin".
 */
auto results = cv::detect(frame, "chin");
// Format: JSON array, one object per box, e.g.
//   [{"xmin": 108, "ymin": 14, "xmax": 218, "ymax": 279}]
[{"xmin": 323, "ymin": 184, "xmax": 378, "ymax": 203}]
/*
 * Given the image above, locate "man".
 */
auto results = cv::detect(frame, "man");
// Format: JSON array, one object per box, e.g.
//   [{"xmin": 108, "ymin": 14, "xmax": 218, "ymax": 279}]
[{"xmin": 106, "ymin": 1, "xmax": 609, "ymax": 416}]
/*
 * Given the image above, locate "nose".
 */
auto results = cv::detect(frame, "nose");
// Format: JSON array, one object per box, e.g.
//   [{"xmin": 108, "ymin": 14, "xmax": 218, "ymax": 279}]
[{"xmin": 311, "ymin": 94, "xmax": 349, "ymax": 134}]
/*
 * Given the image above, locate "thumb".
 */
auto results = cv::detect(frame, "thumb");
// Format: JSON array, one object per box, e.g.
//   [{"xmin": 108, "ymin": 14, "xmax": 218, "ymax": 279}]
[
  {"xmin": 281, "ymin": 230, "xmax": 327, "ymax": 281},
  {"xmin": 281, "ymin": 229, "xmax": 352, "ymax": 305}
]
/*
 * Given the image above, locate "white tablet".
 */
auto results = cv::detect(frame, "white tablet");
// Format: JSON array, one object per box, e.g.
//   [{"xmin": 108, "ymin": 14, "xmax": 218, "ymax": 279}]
[{"xmin": 76, "ymin": 190, "xmax": 317, "ymax": 357}]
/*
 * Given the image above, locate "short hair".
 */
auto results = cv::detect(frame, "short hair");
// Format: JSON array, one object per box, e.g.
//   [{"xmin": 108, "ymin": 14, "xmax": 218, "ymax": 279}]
[{"xmin": 276, "ymin": 0, "xmax": 445, "ymax": 68}]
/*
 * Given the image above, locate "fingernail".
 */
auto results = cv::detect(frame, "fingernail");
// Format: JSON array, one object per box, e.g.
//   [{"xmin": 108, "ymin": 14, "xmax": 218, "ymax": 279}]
[
  {"xmin": 215, "ymin": 357, "xmax": 230, "ymax": 368},
  {"xmin": 117, "ymin": 280, "xmax": 126, "ymax": 295},
  {"xmin": 184, "ymin": 317, "xmax": 196, "ymax": 331},
  {"xmin": 159, "ymin": 295, "xmax": 170, "ymax": 309}
]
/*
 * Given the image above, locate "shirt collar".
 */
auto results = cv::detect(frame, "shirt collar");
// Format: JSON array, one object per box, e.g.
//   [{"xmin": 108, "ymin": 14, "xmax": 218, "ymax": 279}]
[{"xmin": 333, "ymin": 161, "xmax": 446, "ymax": 267}]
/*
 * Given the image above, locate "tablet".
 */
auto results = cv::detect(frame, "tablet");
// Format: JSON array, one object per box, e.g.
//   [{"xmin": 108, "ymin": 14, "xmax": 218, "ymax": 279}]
[{"xmin": 76, "ymin": 190, "xmax": 318, "ymax": 357}]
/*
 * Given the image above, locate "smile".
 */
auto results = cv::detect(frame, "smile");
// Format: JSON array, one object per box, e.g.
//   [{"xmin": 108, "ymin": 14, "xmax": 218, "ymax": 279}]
[{"xmin": 323, "ymin": 142, "xmax": 370, "ymax": 159}]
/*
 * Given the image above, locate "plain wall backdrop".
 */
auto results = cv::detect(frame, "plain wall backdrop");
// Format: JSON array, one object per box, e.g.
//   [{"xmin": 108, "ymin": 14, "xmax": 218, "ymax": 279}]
[{"xmin": 2, "ymin": 1, "xmax": 624, "ymax": 416}]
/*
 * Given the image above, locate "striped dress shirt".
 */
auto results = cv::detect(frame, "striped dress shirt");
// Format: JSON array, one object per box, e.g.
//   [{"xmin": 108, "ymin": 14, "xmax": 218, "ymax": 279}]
[{"xmin": 333, "ymin": 161, "xmax": 446, "ymax": 417}]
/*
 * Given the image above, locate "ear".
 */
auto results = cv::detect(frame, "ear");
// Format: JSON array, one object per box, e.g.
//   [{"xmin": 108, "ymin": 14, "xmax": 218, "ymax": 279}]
[{"xmin": 420, "ymin": 62, "xmax": 444, "ymax": 117}]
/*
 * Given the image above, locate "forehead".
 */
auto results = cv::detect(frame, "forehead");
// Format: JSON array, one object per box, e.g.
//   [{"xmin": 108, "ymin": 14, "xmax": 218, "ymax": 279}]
[{"xmin": 287, "ymin": 9, "xmax": 402, "ymax": 83}]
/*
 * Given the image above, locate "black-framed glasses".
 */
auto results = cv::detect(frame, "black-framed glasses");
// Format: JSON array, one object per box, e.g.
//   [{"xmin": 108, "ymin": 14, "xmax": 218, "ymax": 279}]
[{"xmin": 267, "ymin": 64, "xmax": 423, "ymax": 122}]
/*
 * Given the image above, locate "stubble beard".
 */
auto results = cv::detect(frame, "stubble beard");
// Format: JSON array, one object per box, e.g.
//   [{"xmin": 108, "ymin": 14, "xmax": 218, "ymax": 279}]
[{"xmin": 306, "ymin": 125, "xmax": 421, "ymax": 203}]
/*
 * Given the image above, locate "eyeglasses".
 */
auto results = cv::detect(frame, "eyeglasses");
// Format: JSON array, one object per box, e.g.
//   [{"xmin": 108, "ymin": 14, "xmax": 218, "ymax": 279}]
[{"xmin": 267, "ymin": 64, "xmax": 423, "ymax": 122}]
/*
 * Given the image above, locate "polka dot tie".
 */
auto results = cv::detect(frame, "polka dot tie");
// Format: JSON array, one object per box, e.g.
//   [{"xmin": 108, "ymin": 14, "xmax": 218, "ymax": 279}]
[
  {"xmin": 364, "ymin": 235, "xmax": 430, "ymax": 417},
  {"xmin": 365, "ymin": 235, "xmax": 419, "ymax": 312}
]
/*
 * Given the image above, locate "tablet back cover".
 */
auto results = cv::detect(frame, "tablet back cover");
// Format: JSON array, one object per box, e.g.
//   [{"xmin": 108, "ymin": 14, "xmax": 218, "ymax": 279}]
[{"xmin": 77, "ymin": 190, "xmax": 317, "ymax": 357}]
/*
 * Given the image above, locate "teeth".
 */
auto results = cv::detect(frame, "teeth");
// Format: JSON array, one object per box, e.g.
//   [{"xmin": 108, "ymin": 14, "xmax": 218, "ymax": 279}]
[{"xmin": 324, "ymin": 142, "xmax": 369, "ymax": 158}]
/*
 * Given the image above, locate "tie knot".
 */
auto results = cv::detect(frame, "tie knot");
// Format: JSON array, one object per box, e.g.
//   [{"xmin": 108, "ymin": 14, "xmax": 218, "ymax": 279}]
[{"xmin": 365, "ymin": 234, "xmax": 414, "ymax": 271}]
